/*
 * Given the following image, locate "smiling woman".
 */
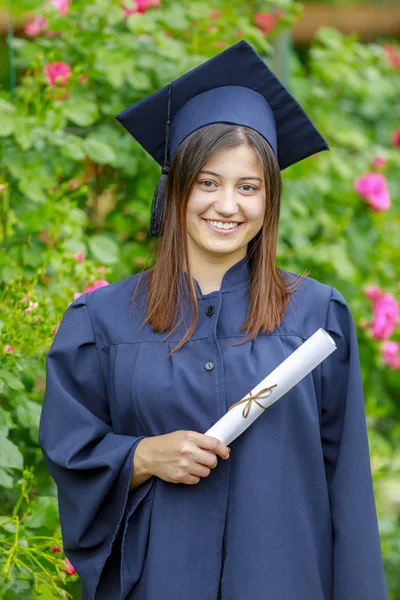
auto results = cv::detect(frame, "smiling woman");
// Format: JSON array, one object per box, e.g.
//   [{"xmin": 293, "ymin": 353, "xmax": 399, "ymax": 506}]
[
  {"xmin": 142, "ymin": 120, "xmax": 300, "ymax": 352},
  {"xmin": 39, "ymin": 40, "xmax": 388, "ymax": 600},
  {"xmin": 186, "ymin": 143, "xmax": 267, "ymax": 291}
]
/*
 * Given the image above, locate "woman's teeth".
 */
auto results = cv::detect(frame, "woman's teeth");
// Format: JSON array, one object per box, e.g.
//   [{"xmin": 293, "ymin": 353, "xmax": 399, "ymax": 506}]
[{"xmin": 205, "ymin": 220, "xmax": 239, "ymax": 230}]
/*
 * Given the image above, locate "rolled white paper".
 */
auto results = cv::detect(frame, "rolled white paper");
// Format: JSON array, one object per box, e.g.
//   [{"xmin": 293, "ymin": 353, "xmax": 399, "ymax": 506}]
[{"xmin": 205, "ymin": 327, "xmax": 337, "ymax": 446}]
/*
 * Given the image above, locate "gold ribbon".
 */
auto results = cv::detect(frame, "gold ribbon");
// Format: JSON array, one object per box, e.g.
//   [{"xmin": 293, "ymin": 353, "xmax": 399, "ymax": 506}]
[{"xmin": 227, "ymin": 384, "xmax": 278, "ymax": 418}]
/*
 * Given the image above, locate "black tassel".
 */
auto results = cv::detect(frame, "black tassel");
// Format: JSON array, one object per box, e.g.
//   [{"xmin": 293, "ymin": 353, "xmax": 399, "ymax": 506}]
[
  {"xmin": 148, "ymin": 166, "xmax": 169, "ymax": 237},
  {"xmin": 148, "ymin": 83, "xmax": 173, "ymax": 237}
]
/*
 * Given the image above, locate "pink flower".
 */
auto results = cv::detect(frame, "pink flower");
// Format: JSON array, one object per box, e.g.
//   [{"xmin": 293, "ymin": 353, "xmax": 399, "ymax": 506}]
[
  {"xmin": 68, "ymin": 179, "xmax": 80, "ymax": 190},
  {"xmin": 254, "ymin": 10, "xmax": 283, "ymax": 36},
  {"xmin": 74, "ymin": 280, "xmax": 110, "ymax": 301},
  {"xmin": 371, "ymin": 156, "xmax": 387, "ymax": 169},
  {"xmin": 73, "ymin": 252, "xmax": 84, "ymax": 262},
  {"xmin": 24, "ymin": 16, "xmax": 48, "ymax": 37},
  {"xmin": 24, "ymin": 301, "xmax": 38, "ymax": 313},
  {"xmin": 123, "ymin": 0, "xmax": 160, "ymax": 17},
  {"xmin": 370, "ymin": 293, "xmax": 400, "ymax": 339},
  {"xmin": 254, "ymin": 12, "xmax": 277, "ymax": 35},
  {"xmin": 354, "ymin": 172, "xmax": 391, "ymax": 212},
  {"xmin": 44, "ymin": 62, "xmax": 72, "ymax": 87},
  {"xmin": 83, "ymin": 280, "xmax": 110, "ymax": 293},
  {"xmin": 392, "ymin": 129, "xmax": 400, "ymax": 147},
  {"xmin": 21, "ymin": 295, "xmax": 29, "ymax": 302},
  {"xmin": 79, "ymin": 75, "xmax": 88, "ymax": 84},
  {"xmin": 381, "ymin": 340, "xmax": 400, "ymax": 369},
  {"xmin": 383, "ymin": 44, "xmax": 400, "ymax": 71},
  {"xmin": 51, "ymin": 0, "xmax": 71, "ymax": 15},
  {"xmin": 63, "ymin": 558, "xmax": 76, "ymax": 576},
  {"xmin": 364, "ymin": 285, "xmax": 383, "ymax": 302},
  {"xmin": 0, "ymin": 184, "xmax": 7, "ymax": 192},
  {"xmin": 209, "ymin": 9, "xmax": 221, "ymax": 20},
  {"xmin": 5, "ymin": 345, "xmax": 14, "ymax": 354}
]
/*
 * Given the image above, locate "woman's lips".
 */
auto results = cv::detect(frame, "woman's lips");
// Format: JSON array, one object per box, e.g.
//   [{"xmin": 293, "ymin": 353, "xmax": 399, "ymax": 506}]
[{"xmin": 202, "ymin": 219, "xmax": 243, "ymax": 235}]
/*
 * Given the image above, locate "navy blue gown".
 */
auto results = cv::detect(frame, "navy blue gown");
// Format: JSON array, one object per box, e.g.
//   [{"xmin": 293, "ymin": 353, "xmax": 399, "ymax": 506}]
[{"xmin": 38, "ymin": 255, "xmax": 388, "ymax": 600}]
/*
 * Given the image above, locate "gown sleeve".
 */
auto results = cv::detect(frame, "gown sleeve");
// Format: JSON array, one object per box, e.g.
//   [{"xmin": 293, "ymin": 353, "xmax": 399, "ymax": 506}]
[
  {"xmin": 321, "ymin": 286, "xmax": 388, "ymax": 599},
  {"xmin": 38, "ymin": 294, "xmax": 155, "ymax": 600}
]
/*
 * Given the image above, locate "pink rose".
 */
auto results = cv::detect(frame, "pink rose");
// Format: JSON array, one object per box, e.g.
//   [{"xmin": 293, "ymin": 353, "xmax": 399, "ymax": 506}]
[
  {"xmin": 370, "ymin": 293, "xmax": 400, "ymax": 339},
  {"xmin": 51, "ymin": 0, "xmax": 71, "ymax": 15},
  {"xmin": 73, "ymin": 252, "xmax": 84, "ymax": 262},
  {"xmin": 123, "ymin": 0, "xmax": 160, "ymax": 17},
  {"xmin": 24, "ymin": 16, "xmax": 48, "ymax": 37},
  {"xmin": 364, "ymin": 285, "xmax": 383, "ymax": 302},
  {"xmin": 44, "ymin": 62, "xmax": 72, "ymax": 87},
  {"xmin": 371, "ymin": 156, "xmax": 387, "ymax": 169},
  {"xmin": 83, "ymin": 280, "xmax": 110, "ymax": 293},
  {"xmin": 63, "ymin": 558, "xmax": 76, "ymax": 576},
  {"xmin": 368, "ymin": 189, "xmax": 391, "ymax": 212},
  {"xmin": 209, "ymin": 9, "xmax": 221, "ymax": 20},
  {"xmin": 383, "ymin": 44, "xmax": 400, "ymax": 71},
  {"xmin": 392, "ymin": 129, "xmax": 400, "ymax": 147},
  {"xmin": 74, "ymin": 280, "xmax": 110, "ymax": 301},
  {"xmin": 254, "ymin": 12, "xmax": 277, "ymax": 35},
  {"xmin": 381, "ymin": 340, "xmax": 400, "ymax": 369},
  {"xmin": 354, "ymin": 172, "xmax": 391, "ymax": 212},
  {"xmin": 5, "ymin": 345, "xmax": 14, "ymax": 354}
]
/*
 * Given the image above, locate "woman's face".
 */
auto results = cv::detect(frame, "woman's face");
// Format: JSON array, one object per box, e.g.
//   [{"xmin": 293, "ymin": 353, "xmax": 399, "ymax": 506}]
[{"xmin": 185, "ymin": 144, "xmax": 266, "ymax": 263}]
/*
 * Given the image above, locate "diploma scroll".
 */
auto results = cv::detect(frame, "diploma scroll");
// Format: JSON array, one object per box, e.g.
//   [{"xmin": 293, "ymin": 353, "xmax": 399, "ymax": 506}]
[{"xmin": 205, "ymin": 327, "xmax": 337, "ymax": 446}]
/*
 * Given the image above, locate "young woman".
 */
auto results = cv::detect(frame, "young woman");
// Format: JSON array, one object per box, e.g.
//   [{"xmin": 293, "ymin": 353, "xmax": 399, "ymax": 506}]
[{"xmin": 39, "ymin": 40, "xmax": 388, "ymax": 600}]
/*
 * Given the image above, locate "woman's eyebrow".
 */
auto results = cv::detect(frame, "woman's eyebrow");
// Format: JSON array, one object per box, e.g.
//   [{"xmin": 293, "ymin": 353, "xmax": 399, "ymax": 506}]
[{"xmin": 199, "ymin": 170, "xmax": 263, "ymax": 182}]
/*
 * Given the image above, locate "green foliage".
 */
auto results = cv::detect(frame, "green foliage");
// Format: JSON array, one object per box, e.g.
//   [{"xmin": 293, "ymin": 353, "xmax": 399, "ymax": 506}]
[{"xmin": 0, "ymin": 0, "xmax": 399, "ymax": 596}]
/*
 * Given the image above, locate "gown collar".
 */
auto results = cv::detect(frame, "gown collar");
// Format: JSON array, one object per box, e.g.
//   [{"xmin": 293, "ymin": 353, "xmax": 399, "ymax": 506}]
[{"xmin": 181, "ymin": 254, "xmax": 250, "ymax": 298}]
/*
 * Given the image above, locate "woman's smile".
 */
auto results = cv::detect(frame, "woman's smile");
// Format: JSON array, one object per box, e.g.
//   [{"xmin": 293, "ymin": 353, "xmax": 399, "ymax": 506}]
[{"xmin": 202, "ymin": 218, "xmax": 244, "ymax": 235}]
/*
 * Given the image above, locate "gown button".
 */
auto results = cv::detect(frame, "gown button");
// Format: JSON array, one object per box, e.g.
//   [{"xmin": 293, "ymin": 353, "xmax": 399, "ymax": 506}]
[
  {"xmin": 204, "ymin": 361, "xmax": 215, "ymax": 371},
  {"xmin": 205, "ymin": 305, "xmax": 215, "ymax": 317}
]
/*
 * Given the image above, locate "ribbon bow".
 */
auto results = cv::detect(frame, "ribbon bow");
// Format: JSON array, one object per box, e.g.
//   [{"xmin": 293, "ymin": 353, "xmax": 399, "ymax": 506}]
[{"xmin": 227, "ymin": 384, "xmax": 278, "ymax": 418}]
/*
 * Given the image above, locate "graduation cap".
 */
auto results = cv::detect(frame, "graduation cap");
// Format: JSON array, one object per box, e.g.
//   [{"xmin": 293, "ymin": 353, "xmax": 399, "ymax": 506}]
[{"xmin": 115, "ymin": 39, "xmax": 329, "ymax": 237}]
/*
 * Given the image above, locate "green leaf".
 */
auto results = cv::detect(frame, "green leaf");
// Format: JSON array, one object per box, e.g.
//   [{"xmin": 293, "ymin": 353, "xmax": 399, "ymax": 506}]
[
  {"xmin": 24, "ymin": 496, "xmax": 59, "ymax": 529},
  {"xmin": 0, "ymin": 406, "xmax": 15, "ymax": 436},
  {"xmin": 13, "ymin": 117, "xmax": 33, "ymax": 150},
  {"xmin": 0, "ymin": 466, "xmax": 14, "ymax": 488},
  {"xmin": 88, "ymin": 234, "xmax": 120, "ymax": 265},
  {"xmin": 63, "ymin": 97, "xmax": 100, "ymax": 127},
  {"xmin": 0, "ymin": 434, "xmax": 23, "ymax": 470},
  {"xmin": 84, "ymin": 138, "xmax": 116, "ymax": 164},
  {"xmin": 18, "ymin": 178, "xmax": 47, "ymax": 203},
  {"xmin": 0, "ymin": 99, "xmax": 16, "ymax": 137},
  {"xmin": 60, "ymin": 135, "xmax": 86, "ymax": 161},
  {"xmin": 0, "ymin": 369, "xmax": 25, "ymax": 390},
  {"xmin": 15, "ymin": 400, "xmax": 41, "ymax": 433}
]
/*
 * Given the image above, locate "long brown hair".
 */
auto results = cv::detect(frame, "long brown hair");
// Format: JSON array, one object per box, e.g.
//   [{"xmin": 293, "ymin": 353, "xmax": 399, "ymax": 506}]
[{"xmin": 133, "ymin": 123, "xmax": 308, "ymax": 354}]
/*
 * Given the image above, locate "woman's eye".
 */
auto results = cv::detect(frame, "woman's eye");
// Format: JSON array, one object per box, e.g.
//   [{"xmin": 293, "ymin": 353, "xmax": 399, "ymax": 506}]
[
  {"xmin": 199, "ymin": 181, "xmax": 257, "ymax": 192},
  {"xmin": 199, "ymin": 180, "xmax": 216, "ymax": 188},
  {"xmin": 240, "ymin": 184, "xmax": 257, "ymax": 192}
]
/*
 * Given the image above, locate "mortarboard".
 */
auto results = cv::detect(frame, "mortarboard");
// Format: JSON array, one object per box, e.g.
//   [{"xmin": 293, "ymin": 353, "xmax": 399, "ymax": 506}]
[{"xmin": 115, "ymin": 39, "xmax": 329, "ymax": 237}]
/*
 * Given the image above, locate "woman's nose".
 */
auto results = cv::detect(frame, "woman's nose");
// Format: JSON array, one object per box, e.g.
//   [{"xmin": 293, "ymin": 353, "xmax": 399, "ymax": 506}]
[{"xmin": 213, "ymin": 188, "xmax": 238, "ymax": 215}]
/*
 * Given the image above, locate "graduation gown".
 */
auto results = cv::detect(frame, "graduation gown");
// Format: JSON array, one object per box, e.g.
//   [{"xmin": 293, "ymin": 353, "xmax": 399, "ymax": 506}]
[{"xmin": 38, "ymin": 255, "xmax": 388, "ymax": 600}]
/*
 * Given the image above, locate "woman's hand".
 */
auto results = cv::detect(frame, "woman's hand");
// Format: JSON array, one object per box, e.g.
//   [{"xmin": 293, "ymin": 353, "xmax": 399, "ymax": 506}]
[{"xmin": 133, "ymin": 430, "xmax": 231, "ymax": 486}]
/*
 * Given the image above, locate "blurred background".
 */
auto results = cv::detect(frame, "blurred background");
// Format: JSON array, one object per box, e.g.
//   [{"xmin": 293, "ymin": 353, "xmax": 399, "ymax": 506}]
[{"xmin": 0, "ymin": 0, "xmax": 399, "ymax": 598}]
